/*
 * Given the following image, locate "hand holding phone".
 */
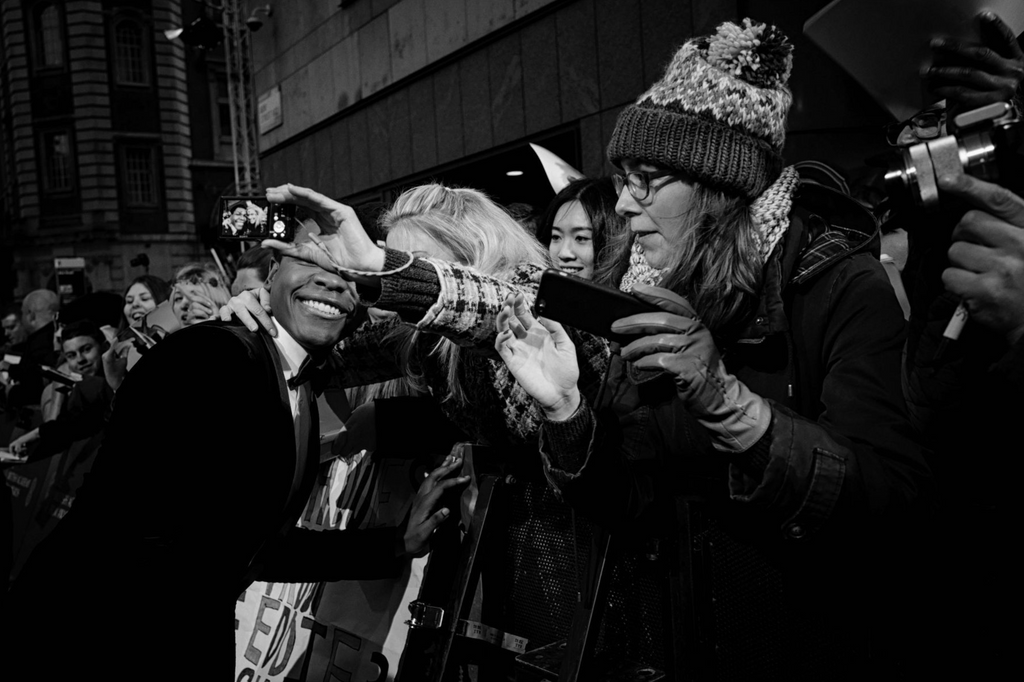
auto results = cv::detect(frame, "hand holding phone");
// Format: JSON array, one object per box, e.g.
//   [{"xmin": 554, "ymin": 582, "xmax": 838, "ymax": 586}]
[{"xmin": 533, "ymin": 269, "xmax": 661, "ymax": 344}]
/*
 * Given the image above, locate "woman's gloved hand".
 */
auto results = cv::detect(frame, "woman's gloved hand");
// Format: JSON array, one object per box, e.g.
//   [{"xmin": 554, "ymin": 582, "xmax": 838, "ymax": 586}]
[{"xmin": 613, "ymin": 284, "xmax": 771, "ymax": 453}]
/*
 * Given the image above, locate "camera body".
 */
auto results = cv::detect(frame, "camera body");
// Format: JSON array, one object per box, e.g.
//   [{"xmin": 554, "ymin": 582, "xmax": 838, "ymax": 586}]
[
  {"xmin": 218, "ymin": 196, "xmax": 297, "ymax": 242},
  {"xmin": 885, "ymin": 101, "xmax": 1023, "ymax": 208}
]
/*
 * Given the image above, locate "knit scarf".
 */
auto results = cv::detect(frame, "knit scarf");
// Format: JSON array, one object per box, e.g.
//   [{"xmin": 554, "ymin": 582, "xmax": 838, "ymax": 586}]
[{"xmin": 618, "ymin": 165, "xmax": 799, "ymax": 293}]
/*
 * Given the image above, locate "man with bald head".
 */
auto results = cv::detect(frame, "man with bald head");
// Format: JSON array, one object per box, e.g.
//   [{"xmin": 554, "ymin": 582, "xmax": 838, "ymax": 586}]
[
  {"xmin": 4, "ymin": 289, "xmax": 61, "ymax": 409},
  {"xmin": 21, "ymin": 289, "xmax": 59, "ymax": 335}
]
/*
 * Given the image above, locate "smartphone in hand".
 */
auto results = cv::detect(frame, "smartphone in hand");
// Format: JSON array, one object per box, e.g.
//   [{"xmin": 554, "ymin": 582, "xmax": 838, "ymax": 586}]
[{"xmin": 533, "ymin": 269, "xmax": 660, "ymax": 344}]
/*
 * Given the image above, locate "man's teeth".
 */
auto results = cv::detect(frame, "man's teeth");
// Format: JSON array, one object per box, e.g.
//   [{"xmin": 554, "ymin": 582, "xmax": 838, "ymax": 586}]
[{"xmin": 302, "ymin": 299, "xmax": 342, "ymax": 317}]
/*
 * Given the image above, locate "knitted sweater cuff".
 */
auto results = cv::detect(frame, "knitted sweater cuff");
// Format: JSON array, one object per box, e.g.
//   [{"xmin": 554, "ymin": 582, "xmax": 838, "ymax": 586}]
[
  {"xmin": 366, "ymin": 249, "xmax": 442, "ymax": 322},
  {"xmin": 539, "ymin": 395, "xmax": 594, "ymax": 475}
]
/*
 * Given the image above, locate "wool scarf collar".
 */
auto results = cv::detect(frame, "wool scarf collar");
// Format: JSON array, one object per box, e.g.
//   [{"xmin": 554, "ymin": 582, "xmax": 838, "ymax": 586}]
[{"xmin": 618, "ymin": 166, "xmax": 800, "ymax": 293}]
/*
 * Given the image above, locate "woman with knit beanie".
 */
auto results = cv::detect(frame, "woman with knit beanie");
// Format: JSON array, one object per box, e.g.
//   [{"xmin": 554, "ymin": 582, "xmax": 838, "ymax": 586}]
[{"xmin": 494, "ymin": 19, "xmax": 930, "ymax": 677}]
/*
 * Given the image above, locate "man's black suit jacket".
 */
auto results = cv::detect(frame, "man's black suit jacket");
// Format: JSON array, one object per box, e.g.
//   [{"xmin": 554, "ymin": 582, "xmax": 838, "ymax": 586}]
[{"xmin": 2, "ymin": 321, "xmax": 402, "ymax": 679}]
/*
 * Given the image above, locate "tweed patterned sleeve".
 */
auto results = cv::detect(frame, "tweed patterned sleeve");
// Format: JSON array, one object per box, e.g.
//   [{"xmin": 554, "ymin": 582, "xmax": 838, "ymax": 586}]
[{"xmin": 413, "ymin": 261, "xmax": 540, "ymax": 347}]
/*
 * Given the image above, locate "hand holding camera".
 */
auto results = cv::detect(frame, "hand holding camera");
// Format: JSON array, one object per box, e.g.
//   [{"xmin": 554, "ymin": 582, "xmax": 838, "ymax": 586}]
[
  {"xmin": 938, "ymin": 172, "xmax": 1024, "ymax": 345},
  {"xmin": 218, "ymin": 196, "xmax": 297, "ymax": 242},
  {"xmin": 262, "ymin": 184, "xmax": 386, "ymax": 283}
]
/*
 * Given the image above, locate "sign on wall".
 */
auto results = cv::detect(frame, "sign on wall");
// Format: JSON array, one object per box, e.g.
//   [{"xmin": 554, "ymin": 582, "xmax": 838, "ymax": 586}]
[{"xmin": 258, "ymin": 86, "xmax": 283, "ymax": 134}]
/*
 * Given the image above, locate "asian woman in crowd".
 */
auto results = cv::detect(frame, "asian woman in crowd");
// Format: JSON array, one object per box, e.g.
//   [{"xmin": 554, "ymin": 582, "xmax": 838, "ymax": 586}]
[{"xmin": 536, "ymin": 176, "xmax": 624, "ymax": 282}]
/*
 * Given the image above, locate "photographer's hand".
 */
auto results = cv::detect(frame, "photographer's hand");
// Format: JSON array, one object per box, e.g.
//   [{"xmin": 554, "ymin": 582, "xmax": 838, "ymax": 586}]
[
  {"xmin": 219, "ymin": 287, "xmax": 277, "ymax": 337},
  {"xmin": 928, "ymin": 12, "xmax": 1024, "ymax": 121},
  {"xmin": 939, "ymin": 173, "xmax": 1024, "ymax": 345},
  {"xmin": 262, "ymin": 184, "xmax": 386, "ymax": 285}
]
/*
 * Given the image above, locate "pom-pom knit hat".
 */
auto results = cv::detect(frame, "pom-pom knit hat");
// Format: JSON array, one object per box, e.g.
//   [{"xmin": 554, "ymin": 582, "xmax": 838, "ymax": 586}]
[{"xmin": 607, "ymin": 18, "xmax": 795, "ymax": 201}]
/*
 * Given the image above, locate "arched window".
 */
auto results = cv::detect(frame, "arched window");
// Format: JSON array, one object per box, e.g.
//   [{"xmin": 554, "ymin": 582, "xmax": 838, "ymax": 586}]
[
  {"xmin": 113, "ymin": 18, "xmax": 150, "ymax": 86},
  {"xmin": 34, "ymin": 3, "xmax": 64, "ymax": 69}
]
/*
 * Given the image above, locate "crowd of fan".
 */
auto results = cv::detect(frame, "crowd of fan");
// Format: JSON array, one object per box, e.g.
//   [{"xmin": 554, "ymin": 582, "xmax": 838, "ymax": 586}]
[{"xmin": 2, "ymin": 11, "xmax": 1023, "ymax": 681}]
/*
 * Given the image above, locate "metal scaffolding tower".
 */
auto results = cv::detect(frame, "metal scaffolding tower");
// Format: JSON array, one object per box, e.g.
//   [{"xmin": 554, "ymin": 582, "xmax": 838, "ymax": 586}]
[{"xmin": 220, "ymin": 0, "xmax": 260, "ymax": 196}]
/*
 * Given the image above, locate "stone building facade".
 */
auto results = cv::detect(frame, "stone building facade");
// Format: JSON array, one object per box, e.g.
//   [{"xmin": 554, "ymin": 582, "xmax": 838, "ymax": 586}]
[{"xmin": 0, "ymin": 0, "xmax": 233, "ymax": 302}]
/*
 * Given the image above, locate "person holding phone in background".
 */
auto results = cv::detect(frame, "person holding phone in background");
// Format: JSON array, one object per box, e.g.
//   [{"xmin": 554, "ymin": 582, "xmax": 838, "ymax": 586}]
[
  {"xmin": 7, "ymin": 320, "xmax": 112, "ymax": 462},
  {"xmin": 101, "ymin": 275, "xmax": 172, "ymax": 392},
  {"xmin": 494, "ymin": 19, "xmax": 930, "ymax": 678}
]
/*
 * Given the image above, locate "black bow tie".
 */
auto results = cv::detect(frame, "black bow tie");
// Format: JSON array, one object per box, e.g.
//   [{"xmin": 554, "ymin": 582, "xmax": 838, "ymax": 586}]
[{"xmin": 287, "ymin": 357, "xmax": 330, "ymax": 394}]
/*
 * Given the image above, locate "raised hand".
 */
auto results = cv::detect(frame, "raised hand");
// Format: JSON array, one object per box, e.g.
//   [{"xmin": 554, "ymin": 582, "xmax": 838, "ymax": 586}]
[
  {"xmin": 402, "ymin": 454, "xmax": 471, "ymax": 557},
  {"xmin": 494, "ymin": 292, "xmax": 581, "ymax": 421},
  {"xmin": 102, "ymin": 338, "xmax": 133, "ymax": 391},
  {"xmin": 261, "ymin": 184, "xmax": 386, "ymax": 283}
]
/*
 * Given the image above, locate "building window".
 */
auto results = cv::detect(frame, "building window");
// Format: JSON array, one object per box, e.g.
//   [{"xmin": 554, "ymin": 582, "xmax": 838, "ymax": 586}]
[
  {"xmin": 120, "ymin": 145, "xmax": 159, "ymax": 207},
  {"xmin": 211, "ymin": 71, "xmax": 234, "ymax": 161},
  {"xmin": 39, "ymin": 129, "xmax": 74, "ymax": 193},
  {"xmin": 31, "ymin": 2, "xmax": 65, "ymax": 70},
  {"xmin": 113, "ymin": 18, "xmax": 150, "ymax": 86}
]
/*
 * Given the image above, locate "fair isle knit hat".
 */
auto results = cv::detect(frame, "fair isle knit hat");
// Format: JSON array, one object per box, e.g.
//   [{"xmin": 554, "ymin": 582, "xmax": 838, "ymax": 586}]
[{"xmin": 607, "ymin": 18, "xmax": 794, "ymax": 201}]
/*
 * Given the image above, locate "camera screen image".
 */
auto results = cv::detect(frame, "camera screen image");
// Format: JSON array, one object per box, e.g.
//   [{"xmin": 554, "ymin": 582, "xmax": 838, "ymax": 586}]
[
  {"xmin": 219, "ymin": 197, "xmax": 269, "ymax": 240},
  {"xmin": 268, "ymin": 203, "xmax": 297, "ymax": 241}
]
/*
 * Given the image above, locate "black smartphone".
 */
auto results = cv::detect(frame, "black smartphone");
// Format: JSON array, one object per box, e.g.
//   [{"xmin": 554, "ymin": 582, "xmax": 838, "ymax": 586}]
[
  {"xmin": 218, "ymin": 197, "xmax": 297, "ymax": 241},
  {"xmin": 533, "ymin": 268, "xmax": 661, "ymax": 344}
]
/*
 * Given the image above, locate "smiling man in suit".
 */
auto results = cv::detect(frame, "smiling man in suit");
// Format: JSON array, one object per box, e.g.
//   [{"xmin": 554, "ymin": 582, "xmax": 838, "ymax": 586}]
[{"xmin": 1, "ymin": 246, "xmax": 467, "ymax": 679}]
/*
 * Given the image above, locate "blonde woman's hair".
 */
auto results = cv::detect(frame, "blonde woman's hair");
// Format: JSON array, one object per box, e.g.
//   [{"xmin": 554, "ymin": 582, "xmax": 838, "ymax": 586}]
[
  {"xmin": 380, "ymin": 184, "xmax": 549, "ymax": 277},
  {"xmin": 379, "ymin": 184, "xmax": 549, "ymax": 404}
]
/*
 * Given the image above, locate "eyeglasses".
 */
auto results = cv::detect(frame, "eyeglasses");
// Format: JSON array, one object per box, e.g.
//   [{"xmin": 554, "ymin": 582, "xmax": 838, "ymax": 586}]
[
  {"xmin": 612, "ymin": 169, "xmax": 678, "ymax": 202},
  {"xmin": 885, "ymin": 109, "xmax": 946, "ymax": 146}
]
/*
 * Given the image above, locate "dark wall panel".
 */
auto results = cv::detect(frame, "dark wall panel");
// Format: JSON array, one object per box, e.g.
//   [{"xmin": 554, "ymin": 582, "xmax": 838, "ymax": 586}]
[
  {"xmin": 348, "ymin": 108, "xmax": 372, "ymax": 193},
  {"xmin": 408, "ymin": 76, "xmax": 438, "ymax": 172},
  {"xmin": 366, "ymin": 100, "xmax": 392, "ymax": 187},
  {"xmin": 488, "ymin": 33, "xmax": 525, "ymax": 146},
  {"xmin": 387, "ymin": 89, "xmax": 413, "ymax": 179},
  {"xmin": 640, "ymin": 0, "xmax": 694, "ymax": 87},
  {"xmin": 332, "ymin": 119, "xmax": 353, "ymax": 197},
  {"xmin": 595, "ymin": 0, "xmax": 644, "ymax": 109},
  {"xmin": 555, "ymin": 0, "xmax": 600, "ymax": 123},
  {"xmin": 312, "ymin": 127, "xmax": 335, "ymax": 192},
  {"xmin": 459, "ymin": 49, "xmax": 493, "ymax": 155},
  {"xmin": 433, "ymin": 64, "xmax": 464, "ymax": 164},
  {"xmin": 520, "ymin": 14, "xmax": 561, "ymax": 135}
]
